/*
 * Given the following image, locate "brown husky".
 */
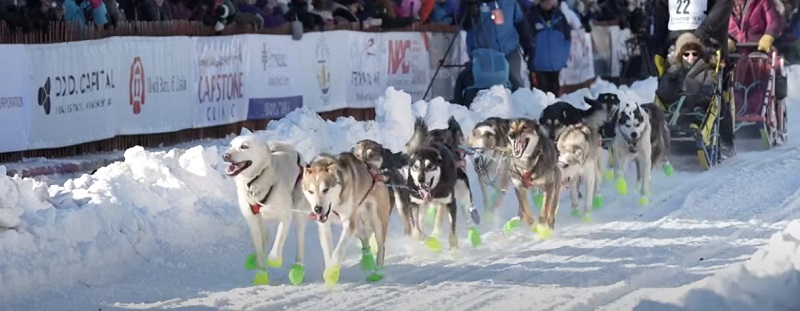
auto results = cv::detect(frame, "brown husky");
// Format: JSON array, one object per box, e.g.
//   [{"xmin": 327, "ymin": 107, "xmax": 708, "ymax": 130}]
[
  {"xmin": 503, "ymin": 118, "xmax": 562, "ymax": 239},
  {"xmin": 301, "ymin": 152, "xmax": 392, "ymax": 286}
]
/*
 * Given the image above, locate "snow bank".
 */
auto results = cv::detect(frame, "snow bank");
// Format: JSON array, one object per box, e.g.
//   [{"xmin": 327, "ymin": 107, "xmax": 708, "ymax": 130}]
[
  {"xmin": 0, "ymin": 76, "xmax": 662, "ymax": 301},
  {"xmin": 675, "ymin": 220, "xmax": 800, "ymax": 311}
]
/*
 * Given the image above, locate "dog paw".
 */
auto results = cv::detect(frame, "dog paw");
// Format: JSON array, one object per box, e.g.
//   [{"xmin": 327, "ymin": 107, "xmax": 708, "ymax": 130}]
[
  {"xmin": 360, "ymin": 248, "xmax": 376, "ymax": 271},
  {"xmin": 245, "ymin": 253, "xmax": 259, "ymax": 270},
  {"xmin": 424, "ymin": 237, "xmax": 442, "ymax": 252},
  {"xmin": 593, "ymin": 195, "xmax": 604, "ymax": 209},
  {"xmin": 469, "ymin": 208, "xmax": 481, "ymax": 225},
  {"xmin": 663, "ymin": 163, "xmax": 674, "ymax": 177},
  {"xmin": 503, "ymin": 216, "xmax": 521, "ymax": 234},
  {"xmin": 638, "ymin": 196, "xmax": 650, "ymax": 205},
  {"xmin": 570, "ymin": 209, "xmax": 581, "ymax": 218},
  {"xmin": 615, "ymin": 177, "xmax": 628, "ymax": 195},
  {"xmin": 267, "ymin": 256, "xmax": 282, "ymax": 269},
  {"xmin": 604, "ymin": 170, "xmax": 614, "ymax": 182},
  {"xmin": 252, "ymin": 270, "xmax": 269, "ymax": 286},
  {"xmin": 467, "ymin": 226, "xmax": 482, "ymax": 247},
  {"xmin": 532, "ymin": 224, "xmax": 553, "ymax": 239},
  {"xmin": 288, "ymin": 264, "xmax": 305, "ymax": 285},
  {"xmin": 581, "ymin": 212, "xmax": 592, "ymax": 223},
  {"xmin": 366, "ymin": 267, "xmax": 384, "ymax": 283},
  {"xmin": 323, "ymin": 264, "xmax": 341, "ymax": 287}
]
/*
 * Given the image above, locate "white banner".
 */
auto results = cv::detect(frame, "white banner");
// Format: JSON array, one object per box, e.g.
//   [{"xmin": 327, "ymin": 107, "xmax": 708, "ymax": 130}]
[
  {"xmin": 113, "ymin": 37, "xmax": 195, "ymax": 135},
  {"xmin": 245, "ymin": 34, "xmax": 304, "ymax": 120},
  {"xmin": 193, "ymin": 36, "xmax": 249, "ymax": 128},
  {"xmin": 26, "ymin": 40, "xmax": 117, "ymax": 150},
  {"xmin": 0, "ymin": 45, "xmax": 31, "ymax": 153},
  {"xmin": 347, "ymin": 32, "xmax": 387, "ymax": 107},
  {"xmin": 560, "ymin": 30, "xmax": 596, "ymax": 86},
  {"xmin": 296, "ymin": 31, "xmax": 351, "ymax": 113},
  {"xmin": 384, "ymin": 32, "xmax": 431, "ymax": 101}
]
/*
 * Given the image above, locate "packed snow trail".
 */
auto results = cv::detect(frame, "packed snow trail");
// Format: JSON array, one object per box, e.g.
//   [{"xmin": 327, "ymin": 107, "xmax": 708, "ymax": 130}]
[{"xmin": 2, "ymin": 71, "xmax": 800, "ymax": 311}]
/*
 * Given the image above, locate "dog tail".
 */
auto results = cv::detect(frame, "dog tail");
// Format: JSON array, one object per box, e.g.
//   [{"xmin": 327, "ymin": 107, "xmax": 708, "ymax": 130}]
[
  {"xmin": 446, "ymin": 116, "xmax": 464, "ymax": 147},
  {"xmin": 403, "ymin": 117, "xmax": 428, "ymax": 155}
]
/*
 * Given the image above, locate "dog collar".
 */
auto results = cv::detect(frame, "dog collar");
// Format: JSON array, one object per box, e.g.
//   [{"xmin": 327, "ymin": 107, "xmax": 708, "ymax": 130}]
[{"xmin": 250, "ymin": 185, "xmax": 274, "ymax": 215}]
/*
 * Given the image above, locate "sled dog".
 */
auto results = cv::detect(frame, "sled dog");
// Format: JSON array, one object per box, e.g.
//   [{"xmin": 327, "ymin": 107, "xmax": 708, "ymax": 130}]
[
  {"xmin": 222, "ymin": 132, "xmax": 310, "ymax": 285},
  {"xmin": 505, "ymin": 118, "xmax": 562, "ymax": 237},
  {"xmin": 302, "ymin": 152, "xmax": 392, "ymax": 285},
  {"xmin": 555, "ymin": 123, "xmax": 604, "ymax": 218},
  {"xmin": 351, "ymin": 139, "xmax": 412, "ymax": 236},
  {"xmin": 539, "ymin": 93, "xmax": 620, "ymax": 142},
  {"xmin": 611, "ymin": 102, "xmax": 671, "ymax": 203},
  {"xmin": 403, "ymin": 117, "xmax": 482, "ymax": 248},
  {"xmin": 466, "ymin": 117, "xmax": 512, "ymax": 211}
]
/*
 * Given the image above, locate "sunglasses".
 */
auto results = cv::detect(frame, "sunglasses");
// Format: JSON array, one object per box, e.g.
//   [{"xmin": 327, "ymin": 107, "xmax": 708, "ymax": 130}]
[{"xmin": 683, "ymin": 51, "xmax": 699, "ymax": 57}]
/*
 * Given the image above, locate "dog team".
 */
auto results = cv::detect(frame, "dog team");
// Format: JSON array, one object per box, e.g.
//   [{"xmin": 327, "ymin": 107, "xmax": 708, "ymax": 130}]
[{"xmin": 220, "ymin": 92, "xmax": 674, "ymax": 287}]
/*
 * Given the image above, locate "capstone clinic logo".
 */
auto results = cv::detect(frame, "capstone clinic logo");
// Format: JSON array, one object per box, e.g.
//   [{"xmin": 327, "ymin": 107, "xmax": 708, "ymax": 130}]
[
  {"xmin": 130, "ymin": 56, "xmax": 146, "ymax": 115},
  {"xmin": 316, "ymin": 36, "xmax": 331, "ymax": 106}
]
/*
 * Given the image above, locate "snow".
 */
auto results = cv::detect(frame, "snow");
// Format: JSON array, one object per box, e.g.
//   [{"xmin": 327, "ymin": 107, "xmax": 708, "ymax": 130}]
[{"xmin": 2, "ymin": 66, "xmax": 800, "ymax": 311}]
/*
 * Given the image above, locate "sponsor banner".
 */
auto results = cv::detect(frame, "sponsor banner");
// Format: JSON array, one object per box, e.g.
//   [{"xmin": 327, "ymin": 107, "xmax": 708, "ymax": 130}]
[
  {"xmin": 296, "ymin": 31, "xmax": 351, "ymax": 113},
  {"xmin": 347, "ymin": 32, "xmax": 387, "ymax": 106},
  {"xmin": 113, "ymin": 37, "xmax": 195, "ymax": 135},
  {"xmin": 384, "ymin": 32, "xmax": 432, "ymax": 101},
  {"xmin": 560, "ymin": 30, "xmax": 596, "ymax": 86},
  {"xmin": 193, "ymin": 36, "xmax": 249, "ymax": 128},
  {"xmin": 245, "ymin": 34, "xmax": 303, "ymax": 120},
  {"xmin": 0, "ymin": 45, "xmax": 31, "ymax": 153},
  {"xmin": 26, "ymin": 40, "xmax": 118, "ymax": 150}
]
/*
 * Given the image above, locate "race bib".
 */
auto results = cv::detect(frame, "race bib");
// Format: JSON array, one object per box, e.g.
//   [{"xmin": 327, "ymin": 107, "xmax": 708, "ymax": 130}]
[{"xmin": 667, "ymin": 0, "xmax": 708, "ymax": 31}]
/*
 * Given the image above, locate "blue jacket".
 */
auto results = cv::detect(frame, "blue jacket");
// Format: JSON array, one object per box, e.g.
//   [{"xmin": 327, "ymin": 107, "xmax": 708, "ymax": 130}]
[
  {"xmin": 527, "ymin": 5, "xmax": 571, "ymax": 72},
  {"xmin": 460, "ymin": 0, "xmax": 531, "ymax": 56}
]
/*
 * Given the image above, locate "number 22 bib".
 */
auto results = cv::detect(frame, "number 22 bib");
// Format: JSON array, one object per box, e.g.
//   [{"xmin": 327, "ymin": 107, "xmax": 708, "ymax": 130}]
[{"xmin": 668, "ymin": 0, "xmax": 708, "ymax": 31}]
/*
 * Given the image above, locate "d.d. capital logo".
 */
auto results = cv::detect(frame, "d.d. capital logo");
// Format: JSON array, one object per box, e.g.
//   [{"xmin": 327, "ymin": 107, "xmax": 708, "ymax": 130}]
[
  {"xmin": 37, "ymin": 77, "xmax": 51, "ymax": 115},
  {"xmin": 316, "ymin": 36, "xmax": 331, "ymax": 106},
  {"xmin": 130, "ymin": 57, "xmax": 146, "ymax": 115}
]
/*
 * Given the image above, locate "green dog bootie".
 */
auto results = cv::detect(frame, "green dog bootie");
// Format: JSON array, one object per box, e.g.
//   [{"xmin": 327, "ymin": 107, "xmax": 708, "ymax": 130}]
[
  {"xmin": 604, "ymin": 170, "xmax": 614, "ymax": 182},
  {"xmin": 424, "ymin": 236, "xmax": 442, "ymax": 252},
  {"xmin": 288, "ymin": 263, "xmax": 305, "ymax": 285},
  {"xmin": 533, "ymin": 192, "xmax": 544, "ymax": 210},
  {"xmin": 639, "ymin": 196, "xmax": 650, "ymax": 205},
  {"xmin": 245, "ymin": 253, "xmax": 258, "ymax": 270},
  {"xmin": 581, "ymin": 211, "xmax": 592, "ymax": 223},
  {"xmin": 467, "ymin": 226, "xmax": 482, "ymax": 247},
  {"xmin": 252, "ymin": 269, "xmax": 269, "ymax": 286},
  {"xmin": 593, "ymin": 194, "xmax": 604, "ymax": 209},
  {"xmin": 425, "ymin": 205, "xmax": 437, "ymax": 226},
  {"xmin": 360, "ymin": 247, "xmax": 376, "ymax": 271},
  {"xmin": 663, "ymin": 163, "xmax": 674, "ymax": 177},
  {"xmin": 571, "ymin": 209, "xmax": 581, "ymax": 218},
  {"xmin": 366, "ymin": 266, "xmax": 384, "ymax": 282},
  {"xmin": 323, "ymin": 264, "xmax": 341, "ymax": 287},
  {"xmin": 504, "ymin": 216, "xmax": 521, "ymax": 234},
  {"xmin": 616, "ymin": 177, "xmax": 628, "ymax": 195}
]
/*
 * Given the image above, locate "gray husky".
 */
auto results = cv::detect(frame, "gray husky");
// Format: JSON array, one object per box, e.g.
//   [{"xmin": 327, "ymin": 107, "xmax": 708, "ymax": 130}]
[
  {"xmin": 611, "ymin": 102, "xmax": 672, "ymax": 205},
  {"xmin": 555, "ymin": 123, "xmax": 604, "ymax": 221},
  {"xmin": 465, "ymin": 117, "xmax": 512, "ymax": 215},
  {"xmin": 403, "ymin": 116, "xmax": 482, "ymax": 250}
]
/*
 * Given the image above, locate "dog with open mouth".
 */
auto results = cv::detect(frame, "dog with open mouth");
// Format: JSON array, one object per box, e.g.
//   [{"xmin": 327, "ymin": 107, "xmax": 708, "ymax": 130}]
[
  {"xmin": 221, "ymin": 131, "xmax": 310, "ymax": 286},
  {"xmin": 403, "ymin": 116, "xmax": 482, "ymax": 249},
  {"xmin": 611, "ymin": 101, "xmax": 672, "ymax": 205},
  {"xmin": 504, "ymin": 118, "xmax": 562, "ymax": 238},
  {"xmin": 555, "ymin": 123, "xmax": 604, "ymax": 221},
  {"xmin": 301, "ymin": 152, "xmax": 392, "ymax": 286},
  {"xmin": 351, "ymin": 139, "xmax": 412, "ymax": 236}
]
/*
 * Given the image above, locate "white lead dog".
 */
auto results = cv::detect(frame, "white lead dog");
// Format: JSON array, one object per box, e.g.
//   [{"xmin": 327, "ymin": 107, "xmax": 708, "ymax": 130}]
[{"xmin": 222, "ymin": 130, "xmax": 310, "ymax": 286}]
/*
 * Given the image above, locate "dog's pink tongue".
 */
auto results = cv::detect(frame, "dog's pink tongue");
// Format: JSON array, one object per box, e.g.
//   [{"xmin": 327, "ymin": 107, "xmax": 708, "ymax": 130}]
[{"xmin": 226, "ymin": 163, "xmax": 236, "ymax": 172}]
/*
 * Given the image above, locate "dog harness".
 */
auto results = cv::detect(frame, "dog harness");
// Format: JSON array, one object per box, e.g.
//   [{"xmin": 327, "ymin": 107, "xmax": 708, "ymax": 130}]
[{"xmin": 249, "ymin": 155, "xmax": 304, "ymax": 215}]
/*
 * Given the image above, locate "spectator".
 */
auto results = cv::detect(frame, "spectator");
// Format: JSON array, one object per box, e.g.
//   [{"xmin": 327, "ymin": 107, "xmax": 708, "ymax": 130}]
[
  {"xmin": 559, "ymin": 0, "xmax": 581, "ymax": 30},
  {"xmin": 728, "ymin": 0, "xmax": 787, "ymax": 105},
  {"xmin": 526, "ymin": 0, "xmax": 571, "ymax": 96},
  {"xmin": 169, "ymin": 0, "xmax": 193, "ymax": 19},
  {"xmin": 359, "ymin": 0, "xmax": 415, "ymax": 29},
  {"xmin": 235, "ymin": 0, "xmax": 282, "ymax": 28},
  {"xmin": 311, "ymin": 0, "xmax": 335, "ymax": 25},
  {"xmin": 286, "ymin": 0, "xmax": 324, "ymax": 30},
  {"xmin": 121, "ymin": 0, "xmax": 158, "ymax": 20},
  {"xmin": 394, "ymin": 0, "xmax": 420, "ymax": 19},
  {"xmin": 457, "ymin": 0, "xmax": 535, "ymax": 91},
  {"xmin": 332, "ymin": 0, "xmax": 361, "ymax": 25},
  {"xmin": 423, "ymin": 0, "xmax": 457, "ymax": 24},
  {"xmin": 152, "ymin": 0, "xmax": 173, "ymax": 19}
]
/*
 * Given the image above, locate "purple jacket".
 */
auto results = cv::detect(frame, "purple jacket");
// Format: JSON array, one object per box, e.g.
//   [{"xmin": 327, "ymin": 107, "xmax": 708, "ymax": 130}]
[{"xmin": 729, "ymin": 0, "xmax": 784, "ymax": 43}]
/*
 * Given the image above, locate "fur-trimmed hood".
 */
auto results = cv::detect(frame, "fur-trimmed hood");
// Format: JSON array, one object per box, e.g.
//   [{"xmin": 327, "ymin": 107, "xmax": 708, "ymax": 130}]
[{"xmin": 669, "ymin": 32, "xmax": 710, "ymax": 69}]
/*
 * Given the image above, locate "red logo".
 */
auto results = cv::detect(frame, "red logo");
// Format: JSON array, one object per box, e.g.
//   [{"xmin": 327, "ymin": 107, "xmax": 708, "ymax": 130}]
[
  {"xmin": 388, "ymin": 40, "xmax": 411, "ymax": 75},
  {"xmin": 129, "ymin": 57, "xmax": 145, "ymax": 115}
]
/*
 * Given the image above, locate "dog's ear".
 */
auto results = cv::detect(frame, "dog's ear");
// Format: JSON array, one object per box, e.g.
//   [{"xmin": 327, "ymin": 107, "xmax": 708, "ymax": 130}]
[
  {"xmin": 584, "ymin": 97, "xmax": 598, "ymax": 107},
  {"xmin": 303, "ymin": 165, "xmax": 312, "ymax": 176}
]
